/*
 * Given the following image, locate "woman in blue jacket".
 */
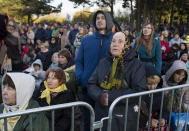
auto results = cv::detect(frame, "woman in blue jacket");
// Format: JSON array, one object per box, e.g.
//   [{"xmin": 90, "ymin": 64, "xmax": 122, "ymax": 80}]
[{"xmin": 134, "ymin": 23, "xmax": 162, "ymax": 74}]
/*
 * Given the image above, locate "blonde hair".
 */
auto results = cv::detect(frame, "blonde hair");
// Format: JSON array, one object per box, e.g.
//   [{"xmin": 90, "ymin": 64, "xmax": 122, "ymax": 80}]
[{"xmin": 147, "ymin": 75, "xmax": 160, "ymax": 84}]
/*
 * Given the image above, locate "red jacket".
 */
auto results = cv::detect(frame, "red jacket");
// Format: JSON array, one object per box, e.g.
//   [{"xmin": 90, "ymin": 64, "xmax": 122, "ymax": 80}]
[{"xmin": 161, "ymin": 40, "xmax": 170, "ymax": 60}]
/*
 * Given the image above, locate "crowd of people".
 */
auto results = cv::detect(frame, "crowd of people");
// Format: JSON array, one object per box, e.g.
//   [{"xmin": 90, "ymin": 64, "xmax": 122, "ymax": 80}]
[{"xmin": 0, "ymin": 9, "xmax": 189, "ymax": 131}]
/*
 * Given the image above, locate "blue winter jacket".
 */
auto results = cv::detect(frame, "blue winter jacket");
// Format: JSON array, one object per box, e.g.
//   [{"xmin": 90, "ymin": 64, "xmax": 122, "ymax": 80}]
[
  {"xmin": 68, "ymin": 29, "xmax": 79, "ymax": 45},
  {"xmin": 76, "ymin": 10, "xmax": 114, "ymax": 89},
  {"xmin": 76, "ymin": 32, "xmax": 113, "ymax": 88},
  {"xmin": 45, "ymin": 29, "xmax": 52, "ymax": 39},
  {"xmin": 35, "ymin": 28, "xmax": 46, "ymax": 41}
]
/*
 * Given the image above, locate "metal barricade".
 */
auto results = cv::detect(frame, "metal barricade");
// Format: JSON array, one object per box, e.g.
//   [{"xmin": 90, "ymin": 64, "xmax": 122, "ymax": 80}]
[
  {"xmin": 106, "ymin": 84, "xmax": 189, "ymax": 131},
  {"xmin": 0, "ymin": 101, "xmax": 95, "ymax": 131}
]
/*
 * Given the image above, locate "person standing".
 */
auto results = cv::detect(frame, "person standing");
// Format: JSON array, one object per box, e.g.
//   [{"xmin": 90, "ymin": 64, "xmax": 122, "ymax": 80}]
[
  {"xmin": 4, "ymin": 19, "xmax": 22, "ymax": 72},
  {"xmin": 76, "ymin": 10, "xmax": 113, "ymax": 131},
  {"xmin": 68, "ymin": 23, "xmax": 79, "ymax": 55},
  {"xmin": 34, "ymin": 23, "xmax": 46, "ymax": 42}
]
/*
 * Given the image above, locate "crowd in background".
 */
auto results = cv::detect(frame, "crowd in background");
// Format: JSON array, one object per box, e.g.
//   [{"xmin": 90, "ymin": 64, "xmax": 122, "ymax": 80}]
[{"xmin": 0, "ymin": 10, "xmax": 189, "ymax": 131}]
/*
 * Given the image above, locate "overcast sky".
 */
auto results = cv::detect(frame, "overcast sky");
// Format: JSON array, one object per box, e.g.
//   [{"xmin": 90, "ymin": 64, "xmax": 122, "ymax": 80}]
[{"xmin": 50, "ymin": 0, "xmax": 128, "ymax": 19}]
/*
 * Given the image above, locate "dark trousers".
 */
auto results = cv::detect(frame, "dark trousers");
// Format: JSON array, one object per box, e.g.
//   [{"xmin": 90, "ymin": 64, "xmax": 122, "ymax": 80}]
[{"xmin": 82, "ymin": 88, "xmax": 95, "ymax": 131}]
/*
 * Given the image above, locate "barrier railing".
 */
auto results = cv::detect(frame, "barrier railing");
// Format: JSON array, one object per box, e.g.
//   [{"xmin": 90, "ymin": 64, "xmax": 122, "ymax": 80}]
[
  {"xmin": 1, "ymin": 84, "xmax": 189, "ymax": 131},
  {"xmin": 107, "ymin": 84, "xmax": 189, "ymax": 131},
  {"xmin": 0, "ymin": 101, "xmax": 95, "ymax": 131}
]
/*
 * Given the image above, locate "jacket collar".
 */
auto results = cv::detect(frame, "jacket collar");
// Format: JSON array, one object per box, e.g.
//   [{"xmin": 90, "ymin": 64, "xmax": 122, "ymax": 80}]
[{"xmin": 95, "ymin": 32, "xmax": 113, "ymax": 39}]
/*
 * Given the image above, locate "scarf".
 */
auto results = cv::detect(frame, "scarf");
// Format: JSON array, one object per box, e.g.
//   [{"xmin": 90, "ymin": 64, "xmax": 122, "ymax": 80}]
[
  {"xmin": 100, "ymin": 55, "xmax": 124, "ymax": 90},
  {"xmin": 100, "ymin": 34, "xmax": 130, "ymax": 90},
  {"xmin": 0, "ymin": 103, "xmax": 28, "ymax": 131},
  {"xmin": 40, "ymin": 81, "xmax": 67, "ymax": 105},
  {"xmin": 166, "ymin": 81, "xmax": 186, "ymax": 112}
]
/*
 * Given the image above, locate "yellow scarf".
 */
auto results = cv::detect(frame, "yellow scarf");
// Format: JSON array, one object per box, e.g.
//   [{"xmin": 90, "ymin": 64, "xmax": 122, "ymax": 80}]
[
  {"xmin": 40, "ymin": 81, "xmax": 67, "ymax": 105},
  {"xmin": 0, "ymin": 103, "xmax": 28, "ymax": 131}
]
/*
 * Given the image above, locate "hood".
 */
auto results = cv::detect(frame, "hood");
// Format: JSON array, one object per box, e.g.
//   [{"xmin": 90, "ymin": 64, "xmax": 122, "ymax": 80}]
[
  {"xmin": 165, "ymin": 60, "xmax": 187, "ymax": 82},
  {"xmin": 32, "ymin": 59, "xmax": 43, "ymax": 70},
  {"xmin": 24, "ymin": 59, "xmax": 43, "ymax": 73},
  {"xmin": 2, "ymin": 73, "xmax": 35, "ymax": 111},
  {"xmin": 0, "ymin": 15, "xmax": 8, "ymax": 41},
  {"xmin": 92, "ymin": 10, "xmax": 113, "ymax": 34},
  {"xmin": 145, "ymin": 66, "xmax": 163, "ymax": 88}
]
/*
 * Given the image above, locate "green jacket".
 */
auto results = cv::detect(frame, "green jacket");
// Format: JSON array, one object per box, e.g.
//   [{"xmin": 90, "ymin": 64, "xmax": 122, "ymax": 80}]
[{"xmin": 0, "ymin": 99, "xmax": 49, "ymax": 131}]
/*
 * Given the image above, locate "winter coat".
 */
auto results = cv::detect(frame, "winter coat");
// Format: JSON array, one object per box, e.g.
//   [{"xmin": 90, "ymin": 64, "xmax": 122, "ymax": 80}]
[
  {"xmin": 133, "ymin": 38, "xmax": 162, "ymax": 74},
  {"xmin": 24, "ymin": 59, "xmax": 46, "ymax": 88},
  {"xmin": 4, "ymin": 32, "xmax": 22, "ymax": 71},
  {"xmin": 35, "ymin": 28, "xmax": 46, "ymax": 42},
  {"xmin": 36, "ymin": 51, "xmax": 52, "ymax": 71},
  {"xmin": 27, "ymin": 31, "xmax": 35, "ymax": 44},
  {"xmin": 186, "ymin": 61, "xmax": 189, "ymax": 82},
  {"xmin": 51, "ymin": 28, "xmax": 59, "ymax": 37},
  {"xmin": 60, "ymin": 31, "xmax": 70, "ymax": 49},
  {"xmin": 23, "ymin": 54, "xmax": 36, "ymax": 66},
  {"xmin": 4, "ymin": 32, "xmax": 21, "ymax": 61},
  {"xmin": 76, "ymin": 10, "xmax": 114, "ymax": 89},
  {"xmin": 20, "ymin": 34, "xmax": 27, "ymax": 45},
  {"xmin": 49, "ymin": 42, "xmax": 61, "ymax": 54},
  {"xmin": 161, "ymin": 40, "xmax": 170, "ymax": 60},
  {"xmin": 34, "ymin": 83, "xmax": 81, "ymax": 131},
  {"xmin": 58, "ymin": 57, "xmax": 75, "ymax": 70},
  {"xmin": 68, "ymin": 29, "xmax": 79, "ymax": 45},
  {"xmin": 0, "ymin": 99, "xmax": 49, "ymax": 131},
  {"xmin": 0, "ymin": 73, "xmax": 49, "ymax": 131},
  {"xmin": 140, "ymin": 66, "xmax": 168, "ymax": 128},
  {"xmin": 87, "ymin": 49, "xmax": 146, "ymax": 131},
  {"xmin": 45, "ymin": 29, "xmax": 52, "ymax": 40},
  {"xmin": 74, "ymin": 33, "xmax": 83, "ymax": 56},
  {"xmin": 169, "ymin": 38, "xmax": 183, "ymax": 47},
  {"xmin": 162, "ymin": 60, "xmax": 189, "ymax": 110}
]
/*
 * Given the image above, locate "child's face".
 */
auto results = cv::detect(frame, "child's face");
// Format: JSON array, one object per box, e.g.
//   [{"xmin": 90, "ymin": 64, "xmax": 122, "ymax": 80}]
[
  {"xmin": 40, "ymin": 45, "xmax": 47, "ymax": 52},
  {"xmin": 34, "ymin": 65, "xmax": 40, "ymax": 72},
  {"xmin": 173, "ymin": 72, "xmax": 186, "ymax": 83},
  {"xmin": 147, "ymin": 82, "xmax": 158, "ymax": 90},
  {"xmin": 52, "ymin": 54, "xmax": 59, "ymax": 63}
]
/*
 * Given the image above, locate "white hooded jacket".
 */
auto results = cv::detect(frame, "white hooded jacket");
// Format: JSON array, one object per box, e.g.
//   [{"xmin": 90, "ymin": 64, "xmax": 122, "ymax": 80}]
[{"xmin": 2, "ymin": 73, "xmax": 35, "ymax": 112}]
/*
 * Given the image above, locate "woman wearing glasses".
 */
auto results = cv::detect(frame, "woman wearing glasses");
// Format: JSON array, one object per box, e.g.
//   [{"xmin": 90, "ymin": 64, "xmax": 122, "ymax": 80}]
[
  {"xmin": 3, "ymin": 19, "xmax": 22, "ymax": 72},
  {"xmin": 134, "ymin": 23, "xmax": 162, "ymax": 74}
]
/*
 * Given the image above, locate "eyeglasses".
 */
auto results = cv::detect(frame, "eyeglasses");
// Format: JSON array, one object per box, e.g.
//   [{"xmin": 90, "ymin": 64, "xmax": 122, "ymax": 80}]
[{"xmin": 143, "ymin": 27, "xmax": 152, "ymax": 30}]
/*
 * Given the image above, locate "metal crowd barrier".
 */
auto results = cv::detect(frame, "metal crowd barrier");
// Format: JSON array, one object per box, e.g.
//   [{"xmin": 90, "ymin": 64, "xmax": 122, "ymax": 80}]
[
  {"xmin": 1, "ymin": 84, "xmax": 189, "ymax": 131},
  {"xmin": 0, "ymin": 101, "xmax": 96, "ymax": 131},
  {"xmin": 106, "ymin": 84, "xmax": 189, "ymax": 131}
]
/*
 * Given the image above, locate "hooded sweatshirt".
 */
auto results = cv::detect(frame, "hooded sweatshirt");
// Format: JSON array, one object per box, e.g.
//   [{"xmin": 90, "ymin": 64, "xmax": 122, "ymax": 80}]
[{"xmin": 76, "ymin": 10, "xmax": 114, "ymax": 88}]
